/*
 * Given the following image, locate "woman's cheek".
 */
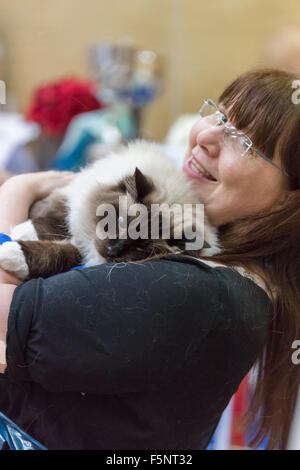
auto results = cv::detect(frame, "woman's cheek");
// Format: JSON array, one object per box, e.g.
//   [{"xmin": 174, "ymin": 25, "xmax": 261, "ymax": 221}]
[{"xmin": 221, "ymin": 152, "xmax": 247, "ymax": 186}]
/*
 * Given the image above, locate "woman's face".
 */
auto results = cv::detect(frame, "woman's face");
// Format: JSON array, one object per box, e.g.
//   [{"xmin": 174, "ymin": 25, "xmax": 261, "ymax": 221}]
[{"xmin": 182, "ymin": 107, "xmax": 289, "ymax": 227}]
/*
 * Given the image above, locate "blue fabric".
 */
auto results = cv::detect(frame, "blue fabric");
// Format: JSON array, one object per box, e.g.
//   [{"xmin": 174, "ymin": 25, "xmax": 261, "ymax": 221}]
[
  {"xmin": 0, "ymin": 233, "xmax": 12, "ymax": 245},
  {"xmin": 51, "ymin": 130, "xmax": 95, "ymax": 172},
  {"xmin": 0, "ymin": 412, "xmax": 47, "ymax": 450}
]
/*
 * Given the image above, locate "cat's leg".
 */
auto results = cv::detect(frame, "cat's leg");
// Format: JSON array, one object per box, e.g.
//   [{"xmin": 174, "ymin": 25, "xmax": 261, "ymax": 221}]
[
  {"xmin": 10, "ymin": 220, "xmax": 39, "ymax": 241},
  {"xmin": 31, "ymin": 194, "xmax": 70, "ymax": 241},
  {"xmin": 0, "ymin": 240, "xmax": 82, "ymax": 280},
  {"xmin": 0, "ymin": 241, "xmax": 30, "ymax": 280},
  {"xmin": 10, "ymin": 194, "xmax": 70, "ymax": 243},
  {"xmin": 10, "ymin": 214, "xmax": 68, "ymax": 244}
]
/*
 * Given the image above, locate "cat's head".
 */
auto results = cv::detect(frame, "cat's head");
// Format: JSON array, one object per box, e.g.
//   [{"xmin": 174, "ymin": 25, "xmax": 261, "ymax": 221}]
[{"xmin": 89, "ymin": 166, "xmax": 209, "ymax": 263}]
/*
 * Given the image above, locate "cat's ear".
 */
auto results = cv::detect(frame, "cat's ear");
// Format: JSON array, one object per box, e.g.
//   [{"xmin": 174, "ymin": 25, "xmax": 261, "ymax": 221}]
[
  {"xmin": 134, "ymin": 167, "xmax": 154, "ymax": 201},
  {"xmin": 123, "ymin": 167, "xmax": 154, "ymax": 201}
]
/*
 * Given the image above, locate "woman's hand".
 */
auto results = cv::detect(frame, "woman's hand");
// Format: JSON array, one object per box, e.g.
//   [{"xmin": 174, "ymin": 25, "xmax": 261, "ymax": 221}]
[
  {"xmin": 0, "ymin": 170, "xmax": 75, "ymax": 236},
  {"xmin": 7, "ymin": 170, "xmax": 75, "ymax": 202},
  {"xmin": 0, "ymin": 170, "xmax": 75, "ymax": 275}
]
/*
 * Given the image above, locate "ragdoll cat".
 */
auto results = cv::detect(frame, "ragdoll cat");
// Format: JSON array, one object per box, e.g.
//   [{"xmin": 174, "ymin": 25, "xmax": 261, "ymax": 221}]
[{"xmin": 0, "ymin": 141, "xmax": 220, "ymax": 280}]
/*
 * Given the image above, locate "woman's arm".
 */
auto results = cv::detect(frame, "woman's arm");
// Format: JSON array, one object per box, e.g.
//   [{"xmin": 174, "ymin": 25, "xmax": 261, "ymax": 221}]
[
  {"xmin": 0, "ymin": 170, "xmax": 12, "ymax": 186},
  {"xmin": 0, "ymin": 176, "xmax": 36, "ymax": 372},
  {"xmin": 0, "ymin": 285, "xmax": 16, "ymax": 373},
  {"xmin": 0, "ymin": 176, "xmax": 38, "ymax": 283},
  {"xmin": 0, "ymin": 172, "xmax": 74, "ymax": 373}
]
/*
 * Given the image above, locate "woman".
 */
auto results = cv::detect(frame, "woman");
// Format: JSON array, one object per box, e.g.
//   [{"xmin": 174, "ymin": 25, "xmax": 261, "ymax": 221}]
[{"xmin": 0, "ymin": 68, "xmax": 299, "ymax": 450}]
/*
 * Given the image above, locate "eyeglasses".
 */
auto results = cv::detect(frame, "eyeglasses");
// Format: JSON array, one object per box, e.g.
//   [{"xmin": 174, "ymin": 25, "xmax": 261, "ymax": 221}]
[{"xmin": 199, "ymin": 99, "xmax": 288, "ymax": 177}]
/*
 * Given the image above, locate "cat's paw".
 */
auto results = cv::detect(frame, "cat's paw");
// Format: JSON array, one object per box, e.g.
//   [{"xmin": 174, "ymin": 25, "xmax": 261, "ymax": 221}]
[
  {"xmin": 10, "ymin": 220, "xmax": 38, "ymax": 241},
  {"xmin": 0, "ymin": 241, "xmax": 29, "ymax": 280}
]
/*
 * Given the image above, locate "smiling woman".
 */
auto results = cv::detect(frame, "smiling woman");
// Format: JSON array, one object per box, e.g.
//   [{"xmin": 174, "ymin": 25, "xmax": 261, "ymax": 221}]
[
  {"xmin": 0, "ymin": 68, "xmax": 300, "ymax": 451},
  {"xmin": 188, "ymin": 68, "xmax": 300, "ymax": 449},
  {"xmin": 183, "ymin": 90, "xmax": 290, "ymax": 227}
]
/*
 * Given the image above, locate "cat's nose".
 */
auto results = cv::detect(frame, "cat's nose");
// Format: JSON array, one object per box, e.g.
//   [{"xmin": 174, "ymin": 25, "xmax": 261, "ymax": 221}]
[{"xmin": 107, "ymin": 239, "xmax": 129, "ymax": 256}]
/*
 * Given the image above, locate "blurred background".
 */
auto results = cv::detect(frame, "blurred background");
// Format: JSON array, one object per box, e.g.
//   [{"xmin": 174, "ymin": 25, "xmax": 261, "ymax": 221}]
[
  {"xmin": 0, "ymin": 0, "xmax": 300, "ymax": 450},
  {"xmin": 1, "ymin": 0, "xmax": 300, "ymax": 174},
  {"xmin": 1, "ymin": 0, "xmax": 300, "ymax": 136}
]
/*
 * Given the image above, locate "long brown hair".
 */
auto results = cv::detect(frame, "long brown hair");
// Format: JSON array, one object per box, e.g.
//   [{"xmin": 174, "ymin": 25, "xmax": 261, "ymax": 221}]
[{"xmin": 205, "ymin": 68, "xmax": 300, "ymax": 449}]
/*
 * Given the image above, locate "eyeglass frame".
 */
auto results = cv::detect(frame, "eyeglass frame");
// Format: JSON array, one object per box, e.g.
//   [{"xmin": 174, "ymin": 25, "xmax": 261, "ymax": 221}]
[{"xmin": 199, "ymin": 99, "xmax": 289, "ymax": 177}]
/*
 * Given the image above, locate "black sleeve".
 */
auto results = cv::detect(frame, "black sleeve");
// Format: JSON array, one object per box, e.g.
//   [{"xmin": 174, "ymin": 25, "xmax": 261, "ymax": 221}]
[{"xmin": 4, "ymin": 256, "xmax": 271, "ymax": 395}]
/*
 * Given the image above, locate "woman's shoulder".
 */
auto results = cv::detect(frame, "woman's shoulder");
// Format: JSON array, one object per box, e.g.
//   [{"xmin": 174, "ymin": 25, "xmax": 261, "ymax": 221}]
[
  {"xmin": 7, "ymin": 253, "xmax": 271, "ymax": 394},
  {"xmin": 18, "ymin": 252, "xmax": 271, "ymax": 316},
  {"xmin": 158, "ymin": 254, "xmax": 271, "ymax": 368},
  {"xmin": 162, "ymin": 253, "xmax": 272, "ymax": 296},
  {"xmin": 11, "ymin": 253, "xmax": 272, "ymax": 341},
  {"xmin": 162, "ymin": 254, "xmax": 272, "ymax": 323},
  {"xmin": 68, "ymin": 254, "xmax": 272, "ymax": 336}
]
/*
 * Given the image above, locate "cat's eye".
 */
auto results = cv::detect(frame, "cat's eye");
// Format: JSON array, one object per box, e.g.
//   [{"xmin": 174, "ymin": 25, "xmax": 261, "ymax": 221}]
[{"xmin": 118, "ymin": 216, "xmax": 127, "ymax": 229}]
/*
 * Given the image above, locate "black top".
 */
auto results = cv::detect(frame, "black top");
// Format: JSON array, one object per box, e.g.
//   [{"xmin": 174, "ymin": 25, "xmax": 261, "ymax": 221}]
[{"xmin": 0, "ymin": 255, "xmax": 271, "ymax": 450}]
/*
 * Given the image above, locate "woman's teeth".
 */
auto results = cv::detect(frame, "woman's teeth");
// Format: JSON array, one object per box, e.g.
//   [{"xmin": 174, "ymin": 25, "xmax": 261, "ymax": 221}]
[{"xmin": 190, "ymin": 158, "xmax": 215, "ymax": 181}]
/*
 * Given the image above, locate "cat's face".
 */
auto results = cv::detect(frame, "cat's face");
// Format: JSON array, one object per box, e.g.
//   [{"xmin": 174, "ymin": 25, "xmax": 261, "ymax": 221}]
[{"xmin": 88, "ymin": 167, "xmax": 200, "ymax": 263}]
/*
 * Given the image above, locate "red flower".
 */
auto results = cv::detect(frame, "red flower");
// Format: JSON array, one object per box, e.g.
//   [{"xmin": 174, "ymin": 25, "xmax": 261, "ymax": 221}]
[{"xmin": 26, "ymin": 78, "xmax": 105, "ymax": 136}]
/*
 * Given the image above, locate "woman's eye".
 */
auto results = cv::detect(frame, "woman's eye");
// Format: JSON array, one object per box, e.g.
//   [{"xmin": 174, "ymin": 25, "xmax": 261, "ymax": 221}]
[
  {"xmin": 215, "ymin": 111, "xmax": 227, "ymax": 126},
  {"xmin": 220, "ymin": 113, "xmax": 227, "ymax": 124}
]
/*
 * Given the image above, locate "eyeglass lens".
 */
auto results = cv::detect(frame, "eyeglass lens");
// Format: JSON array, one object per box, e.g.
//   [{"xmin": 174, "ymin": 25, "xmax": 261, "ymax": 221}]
[{"xmin": 199, "ymin": 101, "xmax": 252, "ymax": 157}]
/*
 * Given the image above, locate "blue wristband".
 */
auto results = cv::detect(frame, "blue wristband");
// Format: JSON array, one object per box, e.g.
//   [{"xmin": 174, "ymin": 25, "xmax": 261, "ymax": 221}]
[{"xmin": 0, "ymin": 233, "xmax": 12, "ymax": 245}]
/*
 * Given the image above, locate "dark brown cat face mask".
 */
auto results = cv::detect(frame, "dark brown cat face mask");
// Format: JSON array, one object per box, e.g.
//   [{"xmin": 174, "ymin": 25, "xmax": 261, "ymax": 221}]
[{"xmin": 93, "ymin": 167, "xmax": 209, "ymax": 263}]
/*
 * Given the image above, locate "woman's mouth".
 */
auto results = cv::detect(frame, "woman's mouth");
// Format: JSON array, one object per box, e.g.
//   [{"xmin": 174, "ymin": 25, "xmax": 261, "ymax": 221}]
[{"xmin": 183, "ymin": 153, "xmax": 218, "ymax": 183}]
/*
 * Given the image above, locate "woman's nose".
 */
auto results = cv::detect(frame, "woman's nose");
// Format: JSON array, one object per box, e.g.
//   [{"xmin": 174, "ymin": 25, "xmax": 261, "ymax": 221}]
[{"xmin": 196, "ymin": 126, "xmax": 224, "ymax": 159}]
